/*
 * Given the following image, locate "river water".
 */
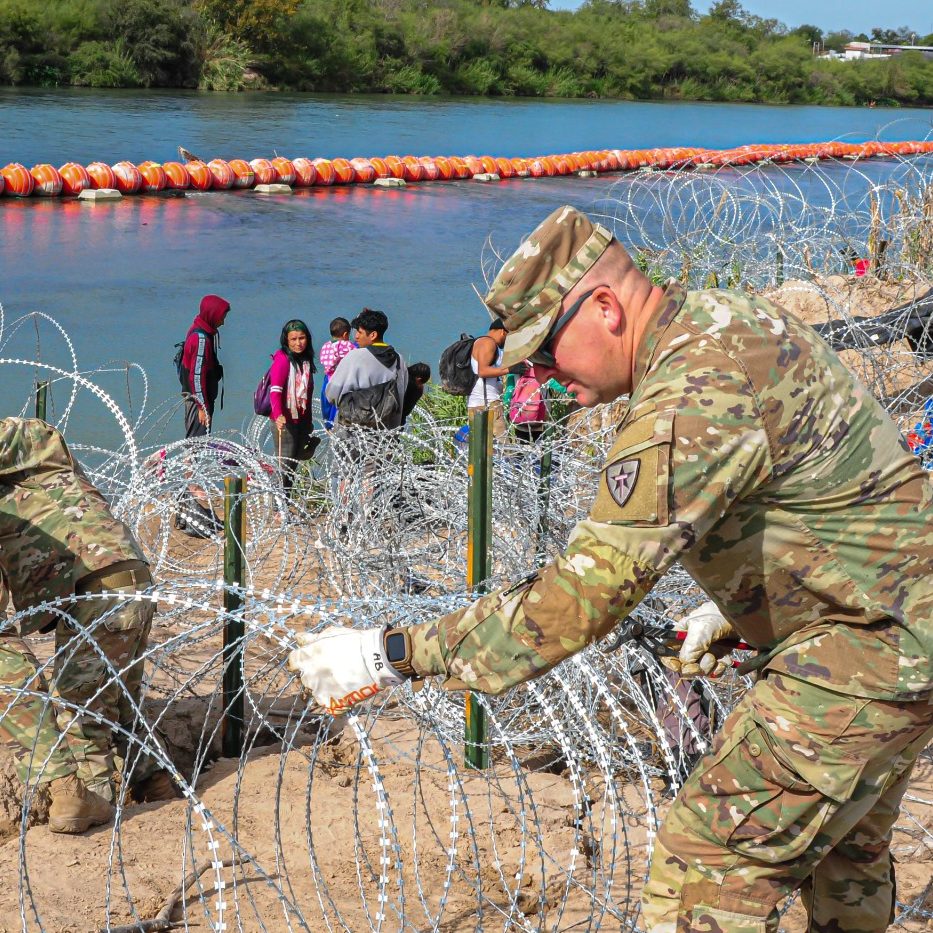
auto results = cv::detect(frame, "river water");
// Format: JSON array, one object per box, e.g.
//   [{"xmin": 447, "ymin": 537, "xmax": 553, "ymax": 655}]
[{"xmin": 1, "ymin": 88, "xmax": 932, "ymax": 447}]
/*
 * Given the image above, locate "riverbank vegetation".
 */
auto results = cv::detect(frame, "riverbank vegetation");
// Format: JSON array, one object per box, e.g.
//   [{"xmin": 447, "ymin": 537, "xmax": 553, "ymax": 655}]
[{"xmin": 1, "ymin": 0, "xmax": 931, "ymax": 105}]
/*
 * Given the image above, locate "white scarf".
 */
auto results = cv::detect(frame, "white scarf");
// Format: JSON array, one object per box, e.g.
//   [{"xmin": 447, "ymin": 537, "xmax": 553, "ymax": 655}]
[{"xmin": 287, "ymin": 360, "xmax": 311, "ymax": 419}]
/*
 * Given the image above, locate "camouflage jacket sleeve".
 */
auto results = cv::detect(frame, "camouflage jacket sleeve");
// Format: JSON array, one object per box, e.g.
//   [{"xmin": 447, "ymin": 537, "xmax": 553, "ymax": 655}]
[{"xmin": 408, "ymin": 344, "xmax": 773, "ymax": 694}]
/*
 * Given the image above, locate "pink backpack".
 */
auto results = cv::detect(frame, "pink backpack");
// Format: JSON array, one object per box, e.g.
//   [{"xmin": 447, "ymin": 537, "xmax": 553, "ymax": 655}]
[{"xmin": 509, "ymin": 373, "xmax": 547, "ymax": 425}]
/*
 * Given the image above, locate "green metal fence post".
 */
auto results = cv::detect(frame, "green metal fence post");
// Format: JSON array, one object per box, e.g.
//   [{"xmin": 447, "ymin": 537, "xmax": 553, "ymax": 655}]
[
  {"xmin": 35, "ymin": 380, "xmax": 49, "ymax": 422},
  {"xmin": 464, "ymin": 408, "xmax": 492, "ymax": 770},
  {"xmin": 222, "ymin": 475, "xmax": 247, "ymax": 758},
  {"xmin": 775, "ymin": 250, "xmax": 784, "ymax": 286}
]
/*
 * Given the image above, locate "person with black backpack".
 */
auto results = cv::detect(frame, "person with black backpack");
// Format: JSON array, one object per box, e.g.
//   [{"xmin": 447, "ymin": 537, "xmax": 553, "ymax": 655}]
[
  {"xmin": 467, "ymin": 319, "xmax": 510, "ymax": 437},
  {"xmin": 178, "ymin": 294, "xmax": 229, "ymax": 437},
  {"xmin": 325, "ymin": 308, "xmax": 408, "ymax": 430},
  {"xmin": 174, "ymin": 294, "xmax": 229, "ymax": 537}
]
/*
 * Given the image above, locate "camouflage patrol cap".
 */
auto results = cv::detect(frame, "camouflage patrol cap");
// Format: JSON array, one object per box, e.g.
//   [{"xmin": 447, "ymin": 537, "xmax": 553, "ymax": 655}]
[{"xmin": 484, "ymin": 205, "xmax": 613, "ymax": 368}]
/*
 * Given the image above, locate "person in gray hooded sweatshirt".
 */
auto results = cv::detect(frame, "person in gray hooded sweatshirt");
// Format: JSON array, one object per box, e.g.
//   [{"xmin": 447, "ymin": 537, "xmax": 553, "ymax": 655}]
[{"xmin": 325, "ymin": 308, "xmax": 408, "ymax": 429}]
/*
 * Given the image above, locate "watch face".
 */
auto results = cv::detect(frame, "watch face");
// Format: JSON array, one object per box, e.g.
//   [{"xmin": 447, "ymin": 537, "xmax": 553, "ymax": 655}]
[{"xmin": 385, "ymin": 631, "xmax": 408, "ymax": 664}]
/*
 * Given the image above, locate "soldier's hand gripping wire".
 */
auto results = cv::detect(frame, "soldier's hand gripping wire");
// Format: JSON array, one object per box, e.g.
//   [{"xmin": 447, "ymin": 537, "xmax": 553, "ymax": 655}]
[
  {"xmin": 609, "ymin": 601, "xmax": 751, "ymax": 677},
  {"xmin": 287, "ymin": 626, "xmax": 408, "ymax": 715}
]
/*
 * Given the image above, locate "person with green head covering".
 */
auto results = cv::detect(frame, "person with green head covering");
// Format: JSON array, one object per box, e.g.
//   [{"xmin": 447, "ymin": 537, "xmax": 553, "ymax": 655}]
[{"xmin": 268, "ymin": 319, "xmax": 319, "ymax": 494}]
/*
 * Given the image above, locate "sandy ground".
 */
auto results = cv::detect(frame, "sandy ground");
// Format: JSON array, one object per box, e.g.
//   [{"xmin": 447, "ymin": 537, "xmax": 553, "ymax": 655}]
[{"xmin": 0, "ymin": 718, "xmax": 928, "ymax": 932}]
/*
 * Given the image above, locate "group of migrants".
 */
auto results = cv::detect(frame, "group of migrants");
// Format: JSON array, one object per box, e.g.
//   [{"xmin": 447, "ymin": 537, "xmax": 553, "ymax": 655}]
[
  {"xmin": 173, "ymin": 296, "xmax": 558, "ymax": 535},
  {"xmin": 173, "ymin": 301, "xmax": 435, "ymax": 533},
  {"xmin": 1, "ymin": 204, "xmax": 929, "ymax": 933}
]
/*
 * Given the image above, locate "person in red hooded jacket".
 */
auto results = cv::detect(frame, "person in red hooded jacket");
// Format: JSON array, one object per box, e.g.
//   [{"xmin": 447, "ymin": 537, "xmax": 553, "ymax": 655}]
[
  {"xmin": 180, "ymin": 294, "xmax": 230, "ymax": 437},
  {"xmin": 176, "ymin": 294, "xmax": 230, "ymax": 537}
]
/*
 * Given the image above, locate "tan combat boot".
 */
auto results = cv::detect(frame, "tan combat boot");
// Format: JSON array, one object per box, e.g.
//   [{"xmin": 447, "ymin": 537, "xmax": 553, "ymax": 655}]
[{"xmin": 48, "ymin": 773, "xmax": 115, "ymax": 834}]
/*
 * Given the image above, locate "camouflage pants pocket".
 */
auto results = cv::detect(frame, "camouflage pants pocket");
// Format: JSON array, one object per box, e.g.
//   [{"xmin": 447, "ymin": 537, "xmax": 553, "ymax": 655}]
[{"xmin": 725, "ymin": 722, "xmax": 843, "ymax": 862}]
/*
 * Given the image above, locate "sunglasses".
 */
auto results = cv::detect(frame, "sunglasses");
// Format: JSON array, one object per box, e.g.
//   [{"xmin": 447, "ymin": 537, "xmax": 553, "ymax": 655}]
[{"xmin": 527, "ymin": 287, "xmax": 599, "ymax": 369}]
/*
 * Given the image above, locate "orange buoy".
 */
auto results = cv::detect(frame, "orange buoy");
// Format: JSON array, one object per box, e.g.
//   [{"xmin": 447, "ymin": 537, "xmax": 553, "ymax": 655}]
[
  {"xmin": 494, "ymin": 157, "xmax": 513, "ymax": 178},
  {"xmin": 509, "ymin": 157, "xmax": 528, "ymax": 175},
  {"xmin": 291, "ymin": 157, "xmax": 316, "ymax": 186},
  {"xmin": 86, "ymin": 162, "xmax": 116, "ymax": 190},
  {"xmin": 368, "ymin": 156, "xmax": 390, "ymax": 179},
  {"xmin": 207, "ymin": 158, "xmax": 235, "ymax": 189},
  {"xmin": 163, "ymin": 161, "xmax": 190, "ymax": 189},
  {"xmin": 350, "ymin": 158, "xmax": 376, "ymax": 183},
  {"xmin": 271, "ymin": 157, "xmax": 296, "ymax": 185},
  {"xmin": 0, "ymin": 174, "xmax": 4, "ymax": 196},
  {"xmin": 331, "ymin": 157, "xmax": 355, "ymax": 184},
  {"xmin": 479, "ymin": 155, "xmax": 497, "ymax": 175},
  {"xmin": 462, "ymin": 155, "xmax": 483, "ymax": 175},
  {"xmin": 448, "ymin": 156, "xmax": 471, "ymax": 179},
  {"xmin": 138, "ymin": 161, "xmax": 167, "ymax": 192},
  {"xmin": 228, "ymin": 158, "xmax": 255, "ymax": 188},
  {"xmin": 1, "ymin": 163, "xmax": 34, "ymax": 197},
  {"xmin": 401, "ymin": 156, "xmax": 423, "ymax": 182},
  {"xmin": 418, "ymin": 157, "xmax": 439, "ymax": 182},
  {"xmin": 59, "ymin": 162, "xmax": 90, "ymax": 195},
  {"xmin": 30, "ymin": 164, "xmax": 63, "ymax": 196},
  {"xmin": 434, "ymin": 156, "xmax": 453, "ymax": 180},
  {"xmin": 186, "ymin": 160, "xmax": 213, "ymax": 191},
  {"xmin": 382, "ymin": 156, "xmax": 405, "ymax": 179},
  {"xmin": 527, "ymin": 158, "xmax": 547, "ymax": 178},
  {"xmin": 311, "ymin": 158, "xmax": 335, "ymax": 186},
  {"xmin": 554, "ymin": 155, "xmax": 573, "ymax": 175},
  {"xmin": 112, "ymin": 161, "xmax": 142, "ymax": 194},
  {"xmin": 249, "ymin": 158, "xmax": 276, "ymax": 185}
]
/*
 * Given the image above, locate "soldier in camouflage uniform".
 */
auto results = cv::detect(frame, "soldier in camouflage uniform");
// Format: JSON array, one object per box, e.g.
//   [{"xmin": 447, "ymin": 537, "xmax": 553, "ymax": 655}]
[
  {"xmin": 289, "ymin": 206, "xmax": 933, "ymax": 932},
  {"xmin": 0, "ymin": 417, "xmax": 175, "ymax": 834}
]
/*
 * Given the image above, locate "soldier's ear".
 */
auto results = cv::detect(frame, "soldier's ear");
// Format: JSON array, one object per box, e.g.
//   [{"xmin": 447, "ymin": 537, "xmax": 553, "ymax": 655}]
[{"xmin": 595, "ymin": 287, "xmax": 624, "ymax": 335}]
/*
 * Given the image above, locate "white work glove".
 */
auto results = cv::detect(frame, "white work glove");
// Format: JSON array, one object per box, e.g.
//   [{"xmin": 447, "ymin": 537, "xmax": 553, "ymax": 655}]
[
  {"xmin": 287, "ymin": 625, "xmax": 404, "ymax": 714},
  {"xmin": 664, "ymin": 601, "xmax": 736, "ymax": 678}
]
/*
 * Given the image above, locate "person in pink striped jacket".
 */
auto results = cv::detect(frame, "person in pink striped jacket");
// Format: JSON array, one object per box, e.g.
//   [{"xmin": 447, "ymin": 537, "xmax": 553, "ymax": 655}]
[
  {"xmin": 319, "ymin": 317, "xmax": 355, "ymax": 429},
  {"xmin": 270, "ymin": 319, "xmax": 319, "ymax": 494}
]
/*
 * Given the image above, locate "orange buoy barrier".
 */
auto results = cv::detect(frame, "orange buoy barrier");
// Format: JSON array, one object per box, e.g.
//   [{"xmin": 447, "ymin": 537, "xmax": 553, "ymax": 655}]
[
  {"xmin": 418, "ymin": 157, "xmax": 439, "ymax": 182},
  {"xmin": 4, "ymin": 140, "xmax": 933, "ymax": 202},
  {"xmin": 292, "ymin": 157, "xmax": 317, "ymax": 187},
  {"xmin": 186, "ymin": 160, "xmax": 213, "ymax": 191},
  {"xmin": 401, "ymin": 156, "xmax": 423, "ymax": 183},
  {"xmin": 228, "ymin": 158, "xmax": 255, "ymax": 188},
  {"xmin": 2, "ymin": 163, "xmax": 35, "ymax": 197},
  {"xmin": 59, "ymin": 162, "xmax": 90, "ymax": 195},
  {"xmin": 330, "ymin": 158, "xmax": 354, "ymax": 184},
  {"xmin": 208, "ymin": 159, "xmax": 235, "ymax": 190},
  {"xmin": 383, "ymin": 156, "xmax": 404, "ymax": 179},
  {"xmin": 350, "ymin": 158, "xmax": 377, "ymax": 183},
  {"xmin": 86, "ymin": 162, "xmax": 116, "ymax": 190},
  {"xmin": 138, "ymin": 161, "xmax": 167, "ymax": 192},
  {"xmin": 369, "ymin": 156, "xmax": 391, "ymax": 179},
  {"xmin": 249, "ymin": 158, "xmax": 276, "ymax": 186},
  {"xmin": 112, "ymin": 161, "xmax": 142, "ymax": 194},
  {"xmin": 312, "ymin": 158, "xmax": 335, "ymax": 186},
  {"xmin": 271, "ymin": 157, "xmax": 296, "ymax": 185},
  {"xmin": 30, "ymin": 164, "xmax": 63, "ymax": 197},
  {"xmin": 163, "ymin": 161, "xmax": 190, "ymax": 189}
]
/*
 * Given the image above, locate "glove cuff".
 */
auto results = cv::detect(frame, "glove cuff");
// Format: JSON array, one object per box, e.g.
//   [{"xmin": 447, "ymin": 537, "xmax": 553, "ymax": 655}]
[{"xmin": 361, "ymin": 627, "xmax": 405, "ymax": 688}]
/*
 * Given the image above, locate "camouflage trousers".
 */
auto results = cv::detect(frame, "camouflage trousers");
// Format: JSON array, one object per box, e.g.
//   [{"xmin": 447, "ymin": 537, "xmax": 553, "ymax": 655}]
[
  {"xmin": 0, "ymin": 568, "xmax": 157, "ymax": 801},
  {"xmin": 641, "ymin": 672, "xmax": 933, "ymax": 933}
]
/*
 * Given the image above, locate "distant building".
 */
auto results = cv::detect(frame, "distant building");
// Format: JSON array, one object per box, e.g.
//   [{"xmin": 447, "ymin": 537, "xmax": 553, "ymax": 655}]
[{"xmin": 841, "ymin": 41, "xmax": 933, "ymax": 61}]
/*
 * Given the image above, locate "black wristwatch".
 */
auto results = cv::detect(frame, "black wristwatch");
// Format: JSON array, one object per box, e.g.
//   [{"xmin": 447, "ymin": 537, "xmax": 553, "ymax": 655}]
[{"xmin": 383, "ymin": 627, "xmax": 416, "ymax": 679}]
